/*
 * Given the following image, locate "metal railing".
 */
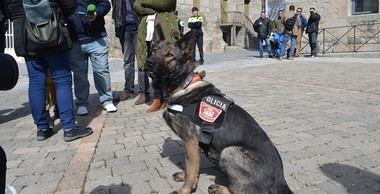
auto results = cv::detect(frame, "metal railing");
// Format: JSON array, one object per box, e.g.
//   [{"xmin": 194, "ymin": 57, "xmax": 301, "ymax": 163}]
[
  {"xmin": 301, "ymin": 22, "xmax": 380, "ymax": 54},
  {"xmin": 221, "ymin": 11, "xmax": 256, "ymax": 36}
]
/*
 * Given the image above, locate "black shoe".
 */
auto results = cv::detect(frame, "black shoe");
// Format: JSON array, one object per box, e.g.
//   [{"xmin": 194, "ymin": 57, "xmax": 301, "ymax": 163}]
[
  {"xmin": 63, "ymin": 126, "xmax": 93, "ymax": 142},
  {"xmin": 37, "ymin": 128, "xmax": 54, "ymax": 141}
]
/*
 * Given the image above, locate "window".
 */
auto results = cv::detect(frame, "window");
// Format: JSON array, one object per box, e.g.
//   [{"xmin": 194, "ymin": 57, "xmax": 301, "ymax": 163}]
[{"xmin": 352, "ymin": 0, "xmax": 379, "ymax": 15}]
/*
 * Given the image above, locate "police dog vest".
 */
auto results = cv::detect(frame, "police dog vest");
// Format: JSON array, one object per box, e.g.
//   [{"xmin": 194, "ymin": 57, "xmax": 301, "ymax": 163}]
[{"xmin": 167, "ymin": 94, "xmax": 234, "ymax": 145}]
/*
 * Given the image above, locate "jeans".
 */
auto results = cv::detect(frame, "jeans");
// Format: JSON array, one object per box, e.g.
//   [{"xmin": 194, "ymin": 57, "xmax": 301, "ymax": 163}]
[
  {"xmin": 69, "ymin": 37, "xmax": 113, "ymax": 107},
  {"xmin": 258, "ymin": 37, "xmax": 272, "ymax": 57},
  {"xmin": 119, "ymin": 25, "xmax": 149, "ymax": 94},
  {"xmin": 283, "ymin": 33, "xmax": 297, "ymax": 58},
  {"xmin": 25, "ymin": 53, "xmax": 76, "ymax": 131},
  {"xmin": 308, "ymin": 32, "xmax": 318, "ymax": 56},
  {"xmin": 274, "ymin": 33, "xmax": 285, "ymax": 58}
]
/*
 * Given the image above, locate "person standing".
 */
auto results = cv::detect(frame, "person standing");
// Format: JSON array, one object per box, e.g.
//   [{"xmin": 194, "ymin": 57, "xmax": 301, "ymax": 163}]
[
  {"xmin": 254, "ymin": 11, "xmax": 272, "ymax": 58},
  {"xmin": 134, "ymin": 0, "xmax": 179, "ymax": 113},
  {"xmin": 188, "ymin": 7, "xmax": 204, "ymax": 64},
  {"xmin": 273, "ymin": 10, "xmax": 285, "ymax": 59},
  {"xmin": 306, "ymin": 7, "xmax": 321, "ymax": 57},
  {"xmin": 175, "ymin": 10, "xmax": 185, "ymax": 37},
  {"xmin": 112, "ymin": 0, "xmax": 150, "ymax": 104},
  {"xmin": 282, "ymin": 5, "xmax": 301, "ymax": 60},
  {"xmin": 69, "ymin": 0, "xmax": 117, "ymax": 116},
  {"xmin": 4, "ymin": 0, "xmax": 93, "ymax": 141},
  {"xmin": 295, "ymin": 8, "xmax": 307, "ymax": 57}
]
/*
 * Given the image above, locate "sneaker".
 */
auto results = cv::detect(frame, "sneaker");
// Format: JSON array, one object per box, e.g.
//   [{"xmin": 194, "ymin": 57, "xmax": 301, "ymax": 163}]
[
  {"xmin": 119, "ymin": 91, "xmax": 133, "ymax": 101},
  {"xmin": 103, "ymin": 102, "xmax": 117, "ymax": 112},
  {"xmin": 77, "ymin": 106, "xmax": 88, "ymax": 116},
  {"xmin": 37, "ymin": 128, "xmax": 54, "ymax": 141},
  {"xmin": 64, "ymin": 126, "xmax": 93, "ymax": 142},
  {"xmin": 135, "ymin": 93, "xmax": 149, "ymax": 105}
]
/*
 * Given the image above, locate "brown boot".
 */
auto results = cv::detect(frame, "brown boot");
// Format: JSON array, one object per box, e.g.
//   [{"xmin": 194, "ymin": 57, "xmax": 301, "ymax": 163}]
[
  {"xmin": 146, "ymin": 99, "xmax": 162, "ymax": 113},
  {"xmin": 135, "ymin": 93, "xmax": 148, "ymax": 105}
]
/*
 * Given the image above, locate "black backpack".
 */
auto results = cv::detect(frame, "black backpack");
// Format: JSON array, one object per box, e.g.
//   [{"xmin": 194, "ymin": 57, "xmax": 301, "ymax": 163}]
[
  {"xmin": 284, "ymin": 14, "xmax": 297, "ymax": 31},
  {"xmin": 23, "ymin": 0, "xmax": 65, "ymax": 50}
]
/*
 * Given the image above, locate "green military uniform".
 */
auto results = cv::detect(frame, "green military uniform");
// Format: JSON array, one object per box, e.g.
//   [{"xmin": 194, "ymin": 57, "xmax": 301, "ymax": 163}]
[{"xmin": 134, "ymin": 0, "xmax": 179, "ymax": 71}]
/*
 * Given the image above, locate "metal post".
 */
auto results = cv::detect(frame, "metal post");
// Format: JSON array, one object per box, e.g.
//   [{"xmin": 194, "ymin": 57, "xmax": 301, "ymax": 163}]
[
  {"xmin": 322, "ymin": 29, "xmax": 325, "ymax": 54},
  {"xmin": 353, "ymin": 25, "xmax": 356, "ymax": 52},
  {"xmin": 232, "ymin": 25, "xmax": 236, "ymax": 46}
]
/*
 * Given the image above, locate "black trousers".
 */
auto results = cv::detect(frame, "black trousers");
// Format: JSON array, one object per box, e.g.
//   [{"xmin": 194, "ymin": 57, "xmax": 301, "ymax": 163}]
[
  {"xmin": 0, "ymin": 146, "xmax": 6, "ymax": 194},
  {"xmin": 0, "ymin": 31, "xmax": 5, "ymax": 53},
  {"xmin": 193, "ymin": 32, "xmax": 204, "ymax": 62}
]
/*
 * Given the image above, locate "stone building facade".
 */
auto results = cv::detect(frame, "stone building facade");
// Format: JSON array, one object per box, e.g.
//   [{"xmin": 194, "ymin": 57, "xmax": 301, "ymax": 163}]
[
  {"xmin": 105, "ymin": 0, "xmax": 380, "ymax": 57},
  {"xmin": 282, "ymin": 0, "xmax": 380, "ymax": 53},
  {"xmin": 106, "ymin": 0, "xmax": 265, "ymax": 57}
]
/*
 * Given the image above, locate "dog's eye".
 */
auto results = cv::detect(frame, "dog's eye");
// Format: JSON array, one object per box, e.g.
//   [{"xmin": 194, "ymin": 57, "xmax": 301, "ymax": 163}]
[
  {"xmin": 166, "ymin": 52, "xmax": 175, "ymax": 58},
  {"xmin": 153, "ymin": 48, "xmax": 158, "ymax": 53}
]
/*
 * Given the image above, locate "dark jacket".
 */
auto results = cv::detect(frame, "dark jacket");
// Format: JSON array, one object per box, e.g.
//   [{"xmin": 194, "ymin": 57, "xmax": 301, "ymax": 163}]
[
  {"xmin": 253, "ymin": 17, "xmax": 271, "ymax": 38},
  {"xmin": 4, "ymin": 0, "xmax": 77, "ymax": 57},
  {"xmin": 306, "ymin": 12, "xmax": 320, "ymax": 33},
  {"xmin": 188, "ymin": 15, "xmax": 202, "ymax": 33},
  {"xmin": 112, "ymin": 0, "xmax": 138, "ymax": 38},
  {"xmin": 69, "ymin": 0, "xmax": 111, "ymax": 41}
]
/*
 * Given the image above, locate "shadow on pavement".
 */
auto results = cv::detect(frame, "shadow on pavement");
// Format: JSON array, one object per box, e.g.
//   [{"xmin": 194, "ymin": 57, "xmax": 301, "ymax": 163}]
[
  {"xmin": 0, "ymin": 102, "xmax": 30, "ymax": 124},
  {"xmin": 162, "ymin": 137, "xmax": 229, "ymax": 186},
  {"xmin": 320, "ymin": 163, "xmax": 380, "ymax": 193},
  {"xmin": 89, "ymin": 184, "xmax": 132, "ymax": 194},
  {"xmin": 74, "ymin": 93, "xmax": 104, "ymax": 129}
]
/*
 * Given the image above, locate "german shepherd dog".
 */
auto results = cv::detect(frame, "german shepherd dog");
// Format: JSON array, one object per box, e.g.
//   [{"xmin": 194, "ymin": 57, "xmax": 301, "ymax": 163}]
[{"xmin": 147, "ymin": 26, "xmax": 293, "ymax": 194}]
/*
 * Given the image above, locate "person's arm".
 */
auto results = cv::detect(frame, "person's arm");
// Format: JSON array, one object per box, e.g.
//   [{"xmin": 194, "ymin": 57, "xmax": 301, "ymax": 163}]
[
  {"xmin": 95, "ymin": 0, "xmax": 111, "ymax": 17},
  {"xmin": 134, "ymin": 0, "xmax": 155, "ymax": 16},
  {"xmin": 58, "ymin": 0, "xmax": 78, "ymax": 18},
  {"xmin": 140, "ymin": 0, "xmax": 176, "ymax": 12}
]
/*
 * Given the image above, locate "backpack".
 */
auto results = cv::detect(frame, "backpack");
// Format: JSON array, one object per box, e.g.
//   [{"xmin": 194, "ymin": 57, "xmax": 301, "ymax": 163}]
[
  {"xmin": 23, "ymin": 0, "xmax": 65, "ymax": 50},
  {"xmin": 284, "ymin": 14, "xmax": 297, "ymax": 31}
]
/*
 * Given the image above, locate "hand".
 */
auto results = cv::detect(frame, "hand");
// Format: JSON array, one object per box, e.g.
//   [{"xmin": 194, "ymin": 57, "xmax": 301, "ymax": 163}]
[{"xmin": 85, "ymin": 12, "xmax": 97, "ymax": 23}]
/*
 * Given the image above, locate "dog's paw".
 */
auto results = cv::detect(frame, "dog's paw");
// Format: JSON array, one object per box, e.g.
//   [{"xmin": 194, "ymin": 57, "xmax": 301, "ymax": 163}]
[
  {"xmin": 172, "ymin": 171, "xmax": 185, "ymax": 182},
  {"xmin": 208, "ymin": 184, "xmax": 231, "ymax": 194}
]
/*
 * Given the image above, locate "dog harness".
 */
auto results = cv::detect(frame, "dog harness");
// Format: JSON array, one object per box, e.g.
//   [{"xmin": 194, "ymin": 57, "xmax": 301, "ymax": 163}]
[{"xmin": 167, "ymin": 94, "xmax": 234, "ymax": 145}]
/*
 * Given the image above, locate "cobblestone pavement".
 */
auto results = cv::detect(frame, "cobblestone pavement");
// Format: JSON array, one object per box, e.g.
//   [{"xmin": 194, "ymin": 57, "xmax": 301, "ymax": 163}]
[{"xmin": 1, "ymin": 52, "xmax": 380, "ymax": 194}]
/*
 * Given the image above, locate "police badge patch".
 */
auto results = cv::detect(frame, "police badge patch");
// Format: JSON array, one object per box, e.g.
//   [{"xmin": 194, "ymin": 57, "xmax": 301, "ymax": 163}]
[
  {"xmin": 198, "ymin": 101, "xmax": 223, "ymax": 122},
  {"xmin": 198, "ymin": 95, "xmax": 233, "ymax": 123}
]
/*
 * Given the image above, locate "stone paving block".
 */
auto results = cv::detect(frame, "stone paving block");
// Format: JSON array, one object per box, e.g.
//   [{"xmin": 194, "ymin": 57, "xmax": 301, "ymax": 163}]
[
  {"xmin": 36, "ymin": 172, "xmax": 64, "ymax": 184},
  {"xmin": 112, "ymin": 161, "xmax": 147, "ymax": 176},
  {"xmin": 87, "ymin": 168, "xmax": 113, "ymax": 181},
  {"xmin": 316, "ymin": 180, "xmax": 348, "ymax": 194},
  {"xmin": 85, "ymin": 176, "xmax": 123, "ymax": 193},
  {"xmin": 19, "ymin": 183, "xmax": 57, "ymax": 194},
  {"xmin": 149, "ymin": 178, "xmax": 173, "ymax": 193},
  {"xmin": 114, "ymin": 147, "xmax": 146, "ymax": 158}
]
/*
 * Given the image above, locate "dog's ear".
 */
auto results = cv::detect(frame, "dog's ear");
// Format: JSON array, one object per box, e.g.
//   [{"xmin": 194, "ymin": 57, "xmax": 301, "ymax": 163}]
[
  {"xmin": 152, "ymin": 24, "xmax": 166, "ymax": 48},
  {"xmin": 176, "ymin": 31, "xmax": 196, "ymax": 63}
]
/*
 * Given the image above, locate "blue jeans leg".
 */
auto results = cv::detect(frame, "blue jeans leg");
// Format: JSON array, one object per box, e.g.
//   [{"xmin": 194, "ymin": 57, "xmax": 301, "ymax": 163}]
[
  {"xmin": 82, "ymin": 37, "xmax": 113, "ymax": 105},
  {"xmin": 26, "ymin": 53, "xmax": 76, "ymax": 131},
  {"xmin": 284, "ymin": 34, "xmax": 297, "ymax": 58},
  {"xmin": 264, "ymin": 38, "xmax": 272, "ymax": 56},
  {"xmin": 120, "ymin": 26, "xmax": 137, "ymax": 93},
  {"xmin": 69, "ymin": 41, "xmax": 90, "ymax": 107},
  {"xmin": 258, "ymin": 37, "xmax": 264, "ymax": 57},
  {"xmin": 309, "ymin": 32, "xmax": 318, "ymax": 56}
]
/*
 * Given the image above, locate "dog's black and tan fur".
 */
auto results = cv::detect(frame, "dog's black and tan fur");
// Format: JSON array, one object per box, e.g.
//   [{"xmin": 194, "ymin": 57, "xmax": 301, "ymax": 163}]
[{"xmin": 147, "ymin": 27, "xmax": 293, "ymax": 194}]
